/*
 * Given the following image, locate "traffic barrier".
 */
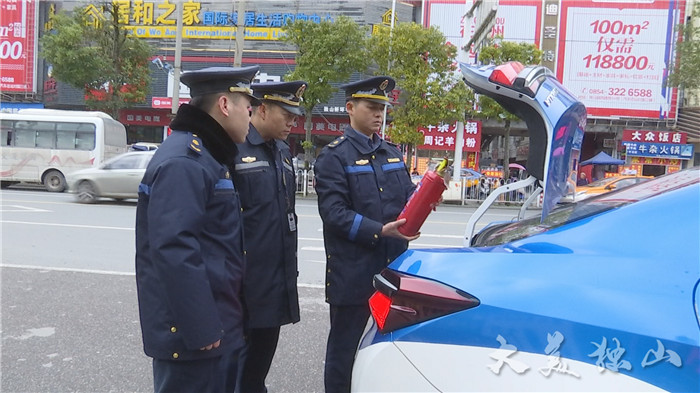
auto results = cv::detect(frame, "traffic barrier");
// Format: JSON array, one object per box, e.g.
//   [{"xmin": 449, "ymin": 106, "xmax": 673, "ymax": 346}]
[{"xmin": 295, "ymin": 169, "xmax": 315, "ymax": 196}]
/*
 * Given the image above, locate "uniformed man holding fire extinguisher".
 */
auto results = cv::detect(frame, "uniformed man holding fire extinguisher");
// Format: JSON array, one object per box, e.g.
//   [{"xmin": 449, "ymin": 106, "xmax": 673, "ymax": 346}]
[{"xmin": 314, "ymin": 76, "xmax": 420, "ymax": 393}]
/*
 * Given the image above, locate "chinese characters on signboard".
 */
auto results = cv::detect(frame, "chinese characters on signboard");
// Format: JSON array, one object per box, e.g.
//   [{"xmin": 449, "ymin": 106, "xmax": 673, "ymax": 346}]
[
  {"xmin": 417, "ymin": 120, "xmax": 481, "ymax": 152},
  {"xmin": 621, "ymin": 130, "xmax": 693, "ymax": 160},
  {"xmin": 85, "ymin": 1, "xmax": 332, "ymax": 40}
]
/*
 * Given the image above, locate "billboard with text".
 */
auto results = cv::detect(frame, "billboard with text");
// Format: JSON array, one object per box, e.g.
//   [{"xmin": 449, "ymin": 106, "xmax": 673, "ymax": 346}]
[
  {"xmin": 0, "ymin": 0, "xmax": 37, "ymax": 93},
  {"xmin": 557, "ymin": 0, "xmax": 684, "ymax": 119}
]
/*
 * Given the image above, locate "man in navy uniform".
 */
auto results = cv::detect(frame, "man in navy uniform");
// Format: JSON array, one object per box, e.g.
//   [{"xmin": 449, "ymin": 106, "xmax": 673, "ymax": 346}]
[
  {"xmin": 231, "ymin": 80, "xmax": 307, "ymax": 393},
  {"xmin": 314, "ymin": 76, "xmax": 419, "ymax": 392},
  {"xmin": 135, "ymin": 65, "xmax": 259, "ymax": 393}
]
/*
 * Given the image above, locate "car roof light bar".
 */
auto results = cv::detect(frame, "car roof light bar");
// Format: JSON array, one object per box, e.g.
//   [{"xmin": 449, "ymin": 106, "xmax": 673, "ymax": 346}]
[{"xmin": 488, "ymin": 62, "xmax": 525, "ymax": 87}]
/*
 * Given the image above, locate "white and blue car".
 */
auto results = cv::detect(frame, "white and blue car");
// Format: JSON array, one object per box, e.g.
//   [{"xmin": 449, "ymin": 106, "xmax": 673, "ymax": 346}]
[{"xmin": 351, "ymin": 63, "xmax": 700, "ymax": 392}]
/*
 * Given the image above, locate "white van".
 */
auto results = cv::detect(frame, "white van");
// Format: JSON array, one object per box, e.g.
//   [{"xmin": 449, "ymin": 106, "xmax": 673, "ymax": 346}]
[{"xmin": 0, "ymin": 109, "xmax": 127, "ymax": 192}]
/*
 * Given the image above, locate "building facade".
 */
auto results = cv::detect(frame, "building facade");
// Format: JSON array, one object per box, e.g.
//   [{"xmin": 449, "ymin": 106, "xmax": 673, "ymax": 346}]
[{"xmin": 1, "ymin": 0, "xmax": 697, "ymax": 176}]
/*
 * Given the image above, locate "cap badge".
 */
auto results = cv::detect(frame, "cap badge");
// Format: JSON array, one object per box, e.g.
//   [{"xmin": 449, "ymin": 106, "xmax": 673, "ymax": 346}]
[
  {"xmin": 242, "ymin": 156, "xmax": 257, "ymax": 163},
  {"xmin": 296, "ymin": 84, "xmax": 307, "ymax": 98},
  {"xmin": 379, "ymin": 79, "xmax": 389, "ymax": 91}
]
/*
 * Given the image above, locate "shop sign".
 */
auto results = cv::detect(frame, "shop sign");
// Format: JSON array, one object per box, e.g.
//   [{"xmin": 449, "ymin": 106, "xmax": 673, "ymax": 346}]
[
  {"xmin": 417, "ymin": 120, "xmax": 481, "ymax": 152},
  {"xmin": 629, "ymin": 157, "xmax": 684, "ymax": 166},
  {"xmin": 622, "ymin": 141, "xmax": 694, "ymax": 160},
  {"xmin": 120, "ymin": 109, "xmax": 170, "ymax": 126},
  {"xmin": 290, "ymin": 116, "xmax": 349, "ymax": 136},
  {"xmin": 622, "ymin": 129, "xmax": 687, "ymax": 144},
  {"xmin": 152, "ymin": 97, "xmax": 190, "ymax": 109},
  {"xmin": 86, "ymin": 1, "xmax": 332, "ymax": 41}
]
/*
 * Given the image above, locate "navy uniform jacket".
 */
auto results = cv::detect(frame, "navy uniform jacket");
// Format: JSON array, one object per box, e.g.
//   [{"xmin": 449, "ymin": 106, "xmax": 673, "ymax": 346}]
[
  {"xmin": 232, "ymin": 125, "xmax": 300, "ymax": 328},
  {"xmin": 135, "ymin": 105, "xmax": 245, "ymax": 361},
  {"xmin": 314, "ymin": 127, "xmax": 416, "ymax": 306}
]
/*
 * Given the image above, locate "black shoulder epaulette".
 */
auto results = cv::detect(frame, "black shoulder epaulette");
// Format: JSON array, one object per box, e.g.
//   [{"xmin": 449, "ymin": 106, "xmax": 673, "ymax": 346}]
[
  {"xmin": 327, "ymin": 135, "xmax": 347, "ymax": 148},
  {"xmin": 188, "ymin": 134, "xmax": 203, "ymax": 155}
]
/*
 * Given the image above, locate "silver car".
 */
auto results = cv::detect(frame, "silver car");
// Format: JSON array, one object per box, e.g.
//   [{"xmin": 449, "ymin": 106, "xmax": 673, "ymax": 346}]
[{"xmin": 66, "ymin": 151, "xmax": 154, "ymax": 203}]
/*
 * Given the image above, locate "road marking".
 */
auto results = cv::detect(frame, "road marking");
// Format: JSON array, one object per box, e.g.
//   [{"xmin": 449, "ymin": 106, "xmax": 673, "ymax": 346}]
[
  {"xmin": 0, "ymin": 205, "xmax": 50, "ymax": 212},
  {"xmin": 1, "ymin": 220, "xmax": 133, "ymax": 231},
  {"xmin": 1, "ymin": 263, "xmax": 134, "ymax": 276},
  {"xmin": 0, "ymin": 264, "xmax": 326, "ymax": 289}
]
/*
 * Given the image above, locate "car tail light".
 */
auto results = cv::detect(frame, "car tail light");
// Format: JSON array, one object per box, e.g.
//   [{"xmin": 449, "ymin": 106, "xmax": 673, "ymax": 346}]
[{"xmin": 368, "ymin": 269, "xmax": 480, "ymax": 334}]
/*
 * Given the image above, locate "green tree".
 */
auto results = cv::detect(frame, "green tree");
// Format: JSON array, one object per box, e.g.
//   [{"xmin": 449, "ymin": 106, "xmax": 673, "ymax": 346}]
[
  {"xmin": 468, "ymin": 39, "xmax": 542, "ymax": 179},
  {"xmin": 282, "ymin": 16, "xmax": 370, "ymax": 167},
  {"xmin": 40, "ymin": 4, "xmax": 153, "ymax": 118},
  {"xmin": 369, "ymin": 22, "xmax": 473, "ymax": 170},
  {"xmin": 667, "ymin": 3, "xmax": 700, "ymax": 91}
]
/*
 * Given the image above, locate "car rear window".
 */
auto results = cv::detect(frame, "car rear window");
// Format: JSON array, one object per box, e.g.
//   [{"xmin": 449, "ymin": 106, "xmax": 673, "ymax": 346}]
[{"xmin": 473, "ymin": 169, "xmax": 699, "ymax": 247}]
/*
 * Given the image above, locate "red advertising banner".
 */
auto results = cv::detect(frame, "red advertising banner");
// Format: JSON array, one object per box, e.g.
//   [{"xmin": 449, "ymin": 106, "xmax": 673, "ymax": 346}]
[
  {"xmin": 417, "ymin": 120, "xmax": 481, "ymax": 151},
  {"xmin": 622, "ymin": 129, "xmax": 687, "ymax": 144},
  {"xmin": 557, "ymin": 0, "xmax": 684, "ymax": 119},
  {"xmin": 0, "ymin": 0, "xmax": 37, "ymax": 92}
]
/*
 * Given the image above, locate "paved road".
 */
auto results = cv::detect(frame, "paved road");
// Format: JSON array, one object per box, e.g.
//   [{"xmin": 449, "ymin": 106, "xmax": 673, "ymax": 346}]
[{"xmin": 1, "ymin": 187, "xmax": 537, "ymax": 392}]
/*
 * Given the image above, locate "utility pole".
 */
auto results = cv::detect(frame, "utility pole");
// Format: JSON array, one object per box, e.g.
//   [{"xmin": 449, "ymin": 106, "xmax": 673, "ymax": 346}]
[
  {"xmin": 171, "ymin": 0, "xmax": 183, "ymax": 116},
  {"xmin": 234, "ymin": 0, "xmax": 245, "ymax": 67},
  {"xmin": 381, "ymin": 0, "xmax": 397, "ymax": 139}
]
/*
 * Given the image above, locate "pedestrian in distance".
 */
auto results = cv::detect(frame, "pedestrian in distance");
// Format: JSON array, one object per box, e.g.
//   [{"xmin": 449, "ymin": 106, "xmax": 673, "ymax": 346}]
[
  {"xmin": 135, "ymin": 65, "xmax": 260, "ymax": 393},
  {"xmin": 231, "ymin": 80, "xmax": 308, "ymax": 393},
  {"xmin": 314, "ymin": 76, "xmax": 420, "ymax": 393},
  {"xmin": 577, "ymin": 171, "xmax": 589, "ymax": 186}
]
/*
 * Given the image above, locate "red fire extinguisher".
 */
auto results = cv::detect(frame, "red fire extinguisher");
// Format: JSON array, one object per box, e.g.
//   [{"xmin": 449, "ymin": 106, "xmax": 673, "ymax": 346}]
[{"xmin": 397, "ymin": 160, "xmax": 448, "ymax": 236}]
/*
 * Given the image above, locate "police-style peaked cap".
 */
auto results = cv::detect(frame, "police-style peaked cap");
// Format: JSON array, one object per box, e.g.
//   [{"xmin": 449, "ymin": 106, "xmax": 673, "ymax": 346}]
[
  {"xmin": 252, "ymin": 81, "xmax": 308, "ymax": 115},
  {"xmin": 181, "ymin": 65, "xmax": 261, "ymax": 104},
  {"xmin": 341, "ymin": 76, "xmax": 396, "ymax": 106}
]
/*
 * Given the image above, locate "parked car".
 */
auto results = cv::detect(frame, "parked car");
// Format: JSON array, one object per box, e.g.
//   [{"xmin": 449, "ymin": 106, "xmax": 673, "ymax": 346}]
[
  {"xmin": 353, "ymin": 167, "xmax": 700, "ymax": 392},
  {"xmin": 352, "ymin": 61, "xmax": 699, "ymax": 392},
  {"xmin": 65, "ymin": 151, "xmax": 154, "ymax": 203},
  {"xmin": 129, "ymin": 142, "xmax": 159, "ymax": 151},
  {"xmin": 575, "ymin": 175, "xmax": 653, "ymax": 201}
]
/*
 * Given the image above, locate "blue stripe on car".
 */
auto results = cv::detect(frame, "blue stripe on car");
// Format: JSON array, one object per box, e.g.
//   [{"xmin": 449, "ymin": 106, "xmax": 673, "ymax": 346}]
[
  {"xmin": 365, "ymin": 304, "xmax": 697, "ymax": 392},
  {"xmin": 349, "ymin": 214, "xmax": 363, "ymax": 241}
]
